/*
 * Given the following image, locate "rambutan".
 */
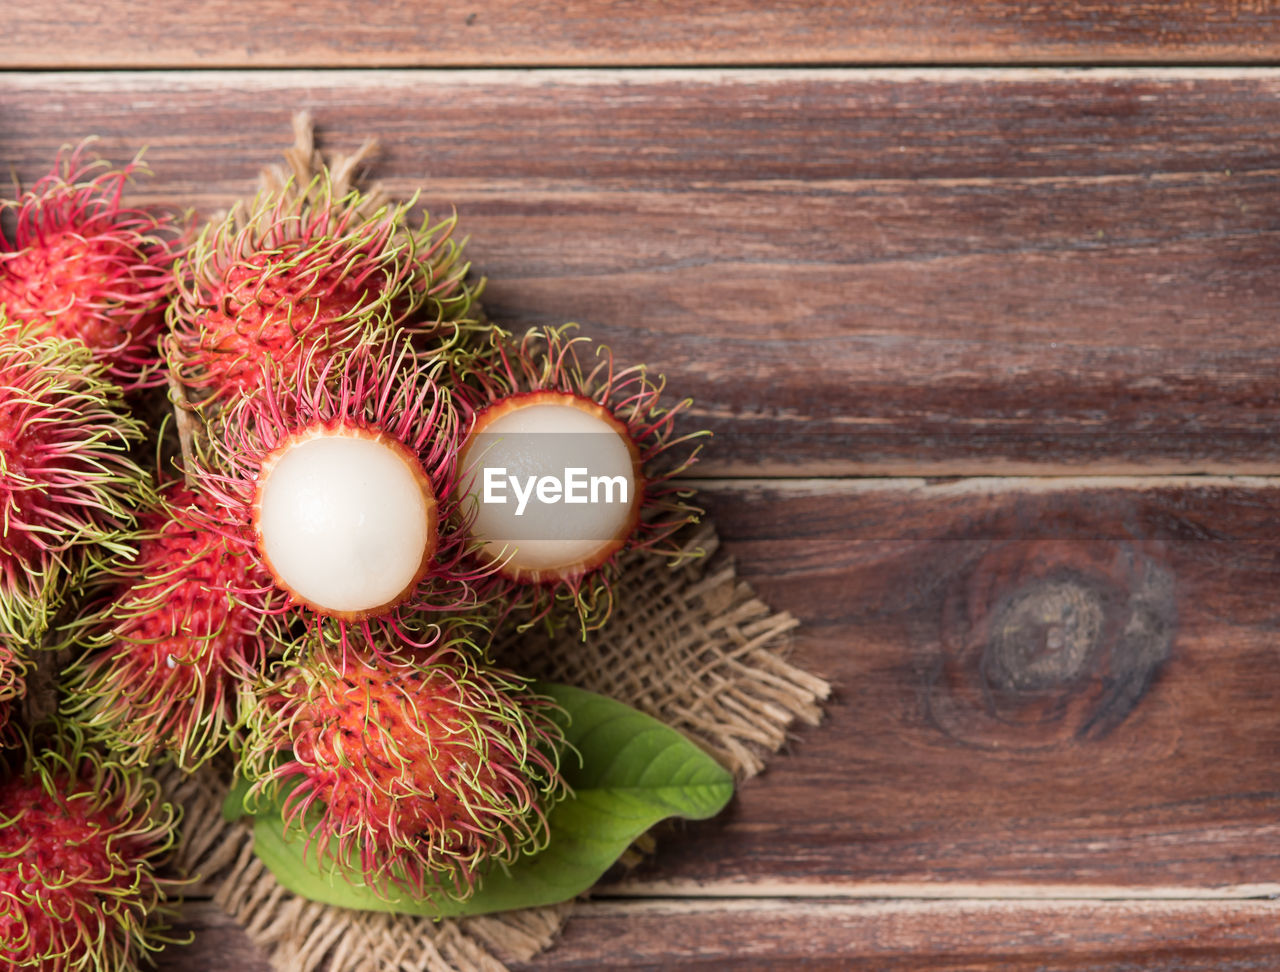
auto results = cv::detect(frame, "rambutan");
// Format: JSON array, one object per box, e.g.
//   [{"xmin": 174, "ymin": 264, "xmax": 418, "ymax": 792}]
[
  {"xmin": 240, "ymin": 634, "xmax": 565, "ymax": 900},
  {"xmin": 190, "ymin": 336, "xmax": 488, "ymax": 650},
  {"xmin": 62, "ymin": 481, "xmax": 280, "ymax": 770},
  {"xmin": 0, "ymin": 143, "xmax": 184, "ymax": 390},
  {"xmin": 0, "ymin": 320, "xmax": 152, "ymax": 644},
  {"xmin": 0, "ymin": 722, "xmax": 181, "ymax": 971},
  {"xmin": 166, "ymin": 121, "xmax": 476, "ymax": 408},
  {"xmin": 453, "ymin": 326, "xmax": 705, "ymax": 629},
  {"xmin": 0, "ymin": 644, "xmax": 23, "ymax": 742}
]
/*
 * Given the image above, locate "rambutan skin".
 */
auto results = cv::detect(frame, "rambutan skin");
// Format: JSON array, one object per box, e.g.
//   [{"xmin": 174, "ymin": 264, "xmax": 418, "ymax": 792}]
[
  {"xmin": 0, "ymin": 642, "xmax": 25, "ymax": 743},
  {"xmin": 63, "ymin": 482, "xmax": 279, "ymax": 770},
  {"xmin": 452, "ymin": 325, "xmax": 706, "ymax": 630},
  {"xmin": 0, "ymin": 143, "xmax": 185, "ymax": 390},
  {"xmin": 190, "ymin": 336, "xmax": 491, "ymax": 649},
  {"xmin": 0, "ymin": 722, "xmax": 181, "ymax": 971},
  {"xmin": 240, "ymin": 635, "xmax": 567, "ymax": 901},
  {"xmin": 165, "ymin": 173, "xmax": 478, "ymax": 407},
  {"xmin": 0, "ymin": 319, "xmax": 153, "ymax": 644}
]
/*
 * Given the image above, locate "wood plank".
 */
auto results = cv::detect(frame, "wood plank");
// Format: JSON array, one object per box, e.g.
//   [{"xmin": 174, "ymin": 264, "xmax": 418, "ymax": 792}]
[
  {"xmin": 161, "ymin": 896, "xmax": 1280, "ymax": 971},
  {"xmin": 5, "ymin": 69, "xmax": 1280, "ymax": 475},
  {"xmin": 590, "ymin": 477, "xmax": 1280, "ymax": 891},
  {"xmin": 151, "ymin": 477, "xmax": 1280, "ymax": 964},
  {"xmin": 10, "ymin": 2, "xmax": 1280, "ymax": 69},
  {"xmin": 511, "ymin": 898, "xmax": 1280, "ymax": 970}
]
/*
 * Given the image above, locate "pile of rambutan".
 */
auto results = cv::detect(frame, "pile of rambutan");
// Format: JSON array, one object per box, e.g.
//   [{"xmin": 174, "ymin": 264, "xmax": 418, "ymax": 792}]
[
  {"xmin": 0, "ymin": 119, "xmax": 709, "ymax": 967},
  {"xmin": 0, "ymin": 146, "xmax": 184, "ymax": 971}
]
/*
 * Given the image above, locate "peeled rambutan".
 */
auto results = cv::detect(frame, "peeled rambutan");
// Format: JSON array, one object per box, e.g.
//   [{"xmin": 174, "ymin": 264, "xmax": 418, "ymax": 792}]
[
  {"xmin": 190, "ymin": 336, "xmax": 488, "ymax": 650},
  {"xmin": 62, "ymin": 481, "xmax": 279, "ymax": 770},
  {"xmin": 453, "ymin": 325, "xmax": 705, "ymax": 629},
  {"xmin": 240, "ymin": 634, "xmax": 565, "ymax": 900},
  {"xmin": 166, "ymin": 131, "xmax": 476, "ymax": 408},
  {"xmin": 0, "ymin": 320, "xmax": 152, "ymax": 644},
  {"xmin": 0, "ymin": 722, "xmax": 181, "ymax": 971},
  {"xmin": 0, "ymin": 143, "xmax": 184, "ymax": 390}
]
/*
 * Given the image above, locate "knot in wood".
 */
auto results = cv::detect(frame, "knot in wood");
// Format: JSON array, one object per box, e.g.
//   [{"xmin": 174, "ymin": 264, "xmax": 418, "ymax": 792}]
[
  {"xmin": 984, "ymin": 575, "xmax": 1104, "ymax": 693},
  {"xmin": 925, "ymin": 539, "xmax": 1175, "ymax": 750}
]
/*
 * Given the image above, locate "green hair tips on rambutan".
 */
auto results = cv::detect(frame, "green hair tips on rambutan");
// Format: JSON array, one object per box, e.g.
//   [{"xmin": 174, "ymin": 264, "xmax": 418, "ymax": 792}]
[
  {"xmin": 0, "ymin": 720, "xmax": 183, "ymax": 971},
  {"xmin": 261, "ymin": 111, "xmax": 481, "ymax": 341},
  {"xmin": 61, "ymin": 481, "xmax": 280, "ymax": 771},
  {"xmin": 0, "ymin": 319, "xmax": 153, "ymax": 645},
  {"xmin": 0, "ymin": 141, "xmax": 186, "ymax": 391},
  {"xmin": 165, "ymin": 115, "xmax": 479, "ymax": 411},
  {"xmin": 453, "ymin": 325, "xmax": 707, "ymax": 631},
  {"xmin": 0, "ymin": 644, "xmax": 25, "ymax": 743},
  {"xmin": 240, "ymin": 632, "xmax": 567, "ymax": 902}
]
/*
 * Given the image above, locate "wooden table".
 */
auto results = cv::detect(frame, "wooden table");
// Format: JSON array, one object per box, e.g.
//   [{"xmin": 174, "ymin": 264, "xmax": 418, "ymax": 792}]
[{"xmin": 9, "ymin": 3, "xmax": 1280, "ymax": 968}]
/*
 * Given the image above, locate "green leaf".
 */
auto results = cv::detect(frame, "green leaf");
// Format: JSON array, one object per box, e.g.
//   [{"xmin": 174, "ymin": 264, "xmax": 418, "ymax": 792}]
[
  {"xmin": 222, "ymin": 774, "xmax": 252, "ymax": 823},
  {"xmin": 243, "ymin": 682, "xmax": 735, "ymax": 917}
]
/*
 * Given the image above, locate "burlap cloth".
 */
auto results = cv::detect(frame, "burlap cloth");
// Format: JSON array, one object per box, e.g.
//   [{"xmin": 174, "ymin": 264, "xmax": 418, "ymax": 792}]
[{"xmin": 160, "ymin": 523, "xmax": 830, "ymax": 971}]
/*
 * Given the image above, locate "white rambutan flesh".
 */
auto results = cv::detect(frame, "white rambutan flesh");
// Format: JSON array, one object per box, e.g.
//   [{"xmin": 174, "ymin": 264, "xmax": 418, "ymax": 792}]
[
  {"xmin": 254, "ymin": 426, "xmax": 437, "ymax": 618},
  {"xmin": 460, "ymin": 392, "xmax": 641, "ymax": 581}
]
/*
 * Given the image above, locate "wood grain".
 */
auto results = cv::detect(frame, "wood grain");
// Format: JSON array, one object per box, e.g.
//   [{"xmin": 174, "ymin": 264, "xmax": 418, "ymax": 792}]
[
  {"xmin": 9, "ymin": 2, "xmax": 1280, "ymax": 69},
  {"xmin": 156, "ymin": 896, "xmax": 1280, "ymax": 971},
  {"xmin": 591, "ymin": 477, "xmax": 1280, "ymax": 892},
  {"xmin": 160, "ymin": 896, "xmax": 1280, "ymax": 971},
  {"xmin": 512, "ymin": 898, "xmax": 1280, "ymax": 970},
  {"xmin": 6, "ymin": 69, "xmax": 1280, "ymax": 475}
]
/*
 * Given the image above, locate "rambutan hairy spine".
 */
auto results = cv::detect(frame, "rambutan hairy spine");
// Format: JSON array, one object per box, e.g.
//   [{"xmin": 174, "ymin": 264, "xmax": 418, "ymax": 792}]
[
  {"xmin": 258, "ymin": 110, "xmax": 482, "ymax": 343},
  {"xmin": 0, "ymin": 319, "xmax": 154, "ymax": 645},
  {"xmin": 189, "ymin": 335, "xmax": 494, "ymax": 655},
  {"xmin": 165, "ymin": 160, "xmax": 478, "ymax": 409},
  {"xmin": 0, "ymin": 141, "xmax": 186, "ymax": 390},
  {"xmin": 0, "ymin": 720, "xmax": 183, "ymax": 972},
  {"xmin": 0, "ymin": 644, "xmax": 25, "ymax": 742},
  {"xmin": 240, "ymin": 632, "xmax": 567, "ymax": 902},
  {"xmin": 453, "ymin": 324, "xmax": 707, "ymax": 631},
  {"xmin": 61, "ymin": 481, "xmax": 281, "ymax": 771}
]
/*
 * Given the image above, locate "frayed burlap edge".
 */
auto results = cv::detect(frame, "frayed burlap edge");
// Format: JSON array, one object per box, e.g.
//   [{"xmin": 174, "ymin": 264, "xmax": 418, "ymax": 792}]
[{"xmin": 161, "ymin": 525, "xmax": 829, "ymax": 971}]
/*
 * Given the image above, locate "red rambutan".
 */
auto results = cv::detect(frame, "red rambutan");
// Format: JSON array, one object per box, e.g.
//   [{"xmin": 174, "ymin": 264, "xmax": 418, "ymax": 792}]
[
  {"xmin": 165, "ymin": 157, "xmax": 476, "ymax": 408},
  {"xmin": 62, "ymin": 482, "xmax": 280, "ymax": 770},
  {"xmin": 0, "ymin": 143, "xmax": 184, "ymax": 390},
  {"xmin": 0, "ymin": 320, "xmax": 152, "ymax": 644},
  {"xmin": 190, "ymin": 336, "xmax": 488, "ymax": 650},
  {"xmin": 0, "ymin": 722, "xmax": 181, "ymax": 971},
  {"xmin": 240, "ymin": 634, "xmax": 566, "ymax": 901},
  {"xmin": 453, "ymin": 325, "xmax": 705, "ymax": 629}
]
